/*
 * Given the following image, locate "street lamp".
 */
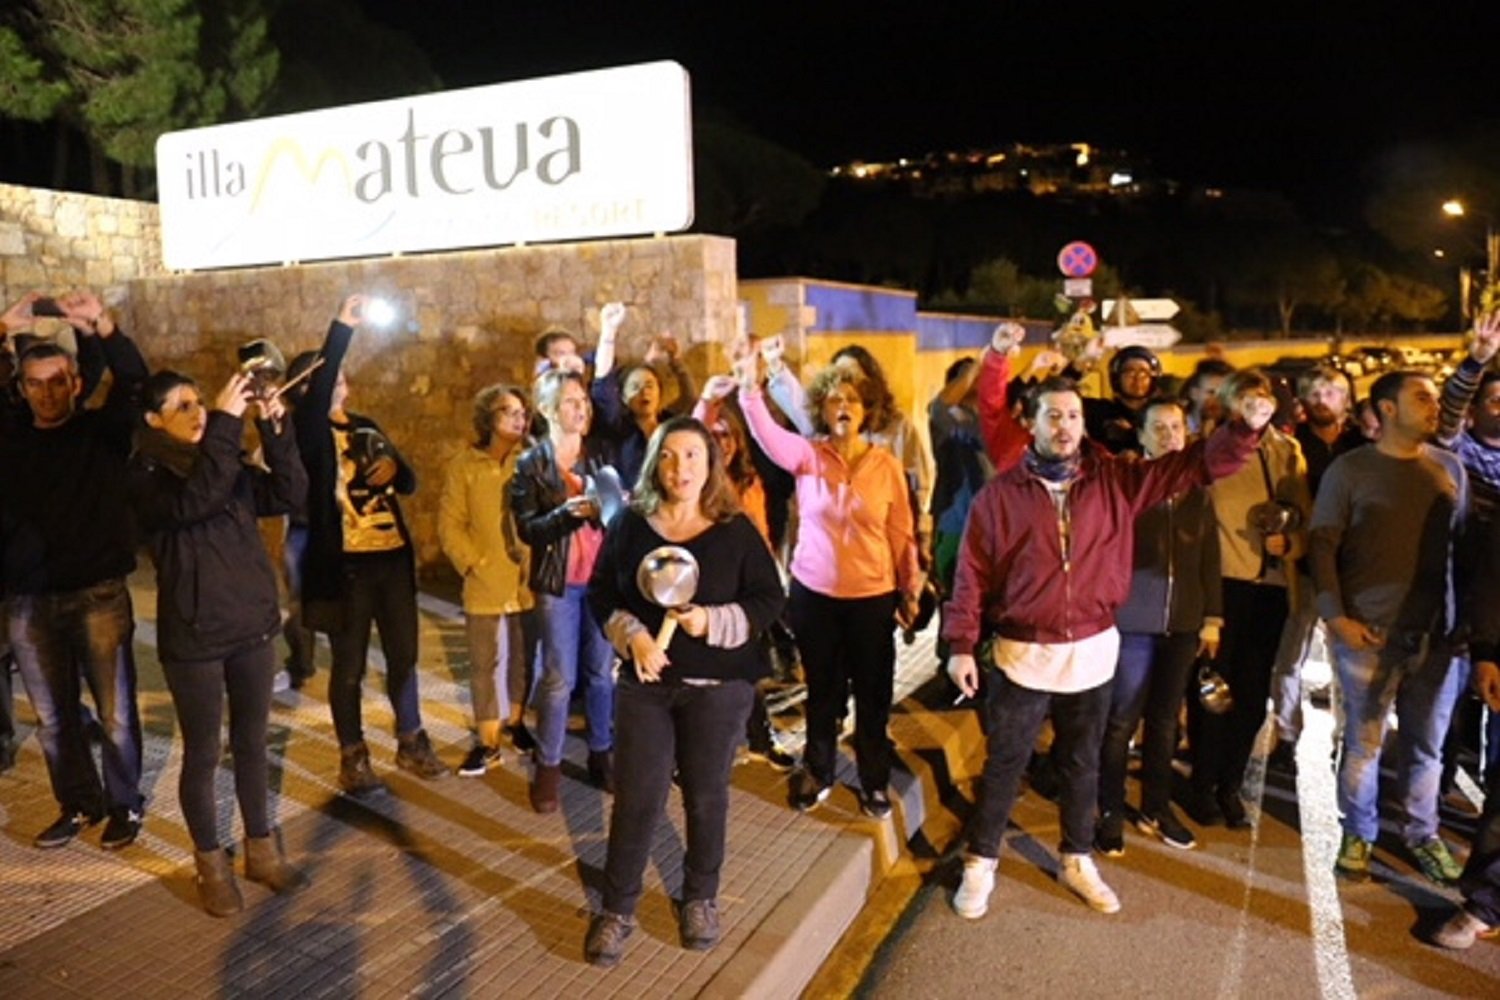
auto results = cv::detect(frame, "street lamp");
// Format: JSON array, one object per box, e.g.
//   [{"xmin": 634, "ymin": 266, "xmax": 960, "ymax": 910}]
[{"xmin": 1441, "ymin": 198, "xmax": 1498, "ymax": 320}]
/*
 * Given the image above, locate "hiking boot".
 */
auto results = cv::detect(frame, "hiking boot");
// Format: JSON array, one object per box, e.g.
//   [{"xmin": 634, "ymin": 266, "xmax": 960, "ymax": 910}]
[
  {"xmin": 584, "ymin": 911, "xmax": 635, "ymax": 967},
  {"xmin": 530, "ymin": 763, "xmax": 562, "ymax": 813},
  {"xmin": 194, "ymin": 848, "xmax": 243, "ymax": 917},
  {"xmin": 952, "ymin": 854, "xmax": 998, "ymax": 919},
  {"xmin": 1430, "ymin": 909, "xmax": 1497, "ymax": 950},
  {"xmin": 860, "ymin": 787, "xmax": 893, "ymax": 820},
  {"xmin": 1059, "ymin": 853, "xmax": 1121, "ymax": 913},
  {"xmin": 1094, "ymin": 811, "xmax": 1125, "ymax": 857},
  {"xmin": 1335, "ymin": 832, "xmax": 1372, "ymax": 881},
  {"xmin": 396, "ymin": 729, "xmax": 447, "ymax": 780},
  {"xmin": 789, "ymin": 770, "xmax": 831, "ymax": 812},
  {"xmin": 1137, "ymin": 806, "xmax": 1197, "ymax": 850},
  {"xmin": 338, "ymin": 741, "xmax": 387, "ymax": 797},
  {"xmin": 457, "ymin": 744, "xmax": 502, "ymax": 777},
  {"xmin": 100, "ymin": 808, "xmax": 142, "ymax": 850},
  {"xmin": 678, "ymin": 898, "xmax": 720, "ymax": 950},
  {"xmin": 244, "ymin": 833, "xmax": 309, "ymax": 894},
  {"xmin": 1409, "ymin": 837, "xmax": 1463, "ymax": 886},
  {"xmin": 587, "ymin": 749, "xmax": 615, "ymax": 793},
  {"xmin": 34, "ymin": 808, "xmax": 104, "ymax": 849}
]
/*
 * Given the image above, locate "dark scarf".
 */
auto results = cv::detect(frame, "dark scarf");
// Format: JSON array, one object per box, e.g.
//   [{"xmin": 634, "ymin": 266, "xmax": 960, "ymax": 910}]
[
  {"xmin": 1023, "ymin": 445, "xmax": 1081, "ymax": 484},
  {"xmin": 134, "ymin": 426, "xmax": 200, "ymax": 479}
]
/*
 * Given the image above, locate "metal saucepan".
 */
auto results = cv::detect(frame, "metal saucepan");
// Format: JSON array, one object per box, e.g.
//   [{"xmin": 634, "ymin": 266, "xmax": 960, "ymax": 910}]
[{"xmin": 635, "ymin": 545, "xmax": 700, "ymax": 649}]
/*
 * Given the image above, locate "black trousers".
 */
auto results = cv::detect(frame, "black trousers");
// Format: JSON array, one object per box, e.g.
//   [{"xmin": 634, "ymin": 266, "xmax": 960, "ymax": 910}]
[
  {"xmin": 1189, "ymin": 579, "xmax": 1288, "ymax": 797},
  {"xmin": 162, "ymin": 640, "xmax": 278, "ymax": 851},
  {"xmin": 602, "ymin": 678, "xmax": 753, "ymax": 917},
  {"xmin": 968, "ymin": 669, "xmax": 1113, "ymax": 858},
  {"xmin": 787, "ymin": 581, "xmax": 898, "ymax": 792}
]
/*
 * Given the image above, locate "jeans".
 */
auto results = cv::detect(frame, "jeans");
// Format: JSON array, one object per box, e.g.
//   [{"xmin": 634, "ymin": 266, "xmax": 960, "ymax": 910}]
[
  {"xmin": 7, "ymin": 577, "xmax": 144, "ymax": 816},
  {"xmin": 602, "ymin": 679, "xmax": 753, "ymax": 916},
  {"xmin": 788, "ymin": 582, "xmax": 897, "ymax": 792},
  {"xmin": 534, "ymin": 585, "xmax": 614, "ymax": 767},
  {"xmin": 1269, "ymin": 574, "xmax": 1318, "ymax": 742},
  {"xmin": 1332, "ymin": 635, "xmax": 1467, "ymax": 844},
  {"xmin": 968, "ymin": 669, "xmax": 1112, "ymax": 859},
  {"xmin": 1189, "ymin": 579, "xmax": 1287, "ymax": 797},
  {"xmin": 327, "ymin": 551, "xmax": 423, "ymax": 747},
  {"xmin": 162, "ymin": 640, "xmax": 277, "ymax": 851},
  {"xmin": 1100, "ymin": 631, "xmax": 1199, "ymax": 816},
  {"xmin": 282, "ymin": 522, "xmax": 315, "ymax": 679},
  {"xmin": 464, "ymin": 610, "xmax": 538, "ymax": 725}
]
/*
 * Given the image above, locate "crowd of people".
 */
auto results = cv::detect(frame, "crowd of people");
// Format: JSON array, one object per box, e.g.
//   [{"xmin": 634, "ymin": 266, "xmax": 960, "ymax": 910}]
[{"xmin": 1, "ymin": 288, "xmax": 1498, "ymax": 964}]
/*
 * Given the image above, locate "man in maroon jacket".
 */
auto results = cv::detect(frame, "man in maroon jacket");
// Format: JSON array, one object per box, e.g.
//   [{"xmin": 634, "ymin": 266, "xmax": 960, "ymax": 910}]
[{"xmin": 944, "ymin": 338, "xmax": 1274, "ymax": 919}]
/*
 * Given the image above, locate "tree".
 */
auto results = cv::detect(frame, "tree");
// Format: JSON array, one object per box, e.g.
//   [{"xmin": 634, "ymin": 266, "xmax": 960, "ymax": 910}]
[
  {"xmin": 1334, "ymin": 263, "xmax": 1447, "ymax": 332},
  {"xmin": 0, "ymin": 0, "xmax": 278, "ymax": 194},
  {"xmin": 1224, "ymin": 225, "xmax": 1344, "ymax": 337},
  {"xmin": 933, "ymin": 257, "xmax": 1125, "ymax": 320},
  {"xmin": 693, "ymin": 114, "xmax": 826, "ymax": 237}
]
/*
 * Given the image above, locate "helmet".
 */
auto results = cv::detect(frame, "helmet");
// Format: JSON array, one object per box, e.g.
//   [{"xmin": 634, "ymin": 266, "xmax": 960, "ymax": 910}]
[{"xmin": 1108, "ymin": 345, "xmax": 1161, "ymax": 397}]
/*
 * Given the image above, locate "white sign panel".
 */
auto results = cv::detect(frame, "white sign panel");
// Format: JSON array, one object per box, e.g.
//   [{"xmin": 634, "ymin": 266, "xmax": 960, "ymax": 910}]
[
  {"xmin": 1103, "ymin": 298, "xmax": 1180, "ymax": 322},
  {"xmin": 1102, "ymin": 324, "xmax": 1182, "ymax": 349},
  {"xmin": 1063, "ymin": 278, "xmax": 1093, "ymax": 298},
  {"xmin": 155, "ymin": 61, "xmax": 694, "ymax": 270}
]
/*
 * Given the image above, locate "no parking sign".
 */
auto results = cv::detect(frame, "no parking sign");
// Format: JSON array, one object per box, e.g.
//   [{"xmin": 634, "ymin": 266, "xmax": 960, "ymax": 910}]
[{"xmin": 1057, "ymin": 241, "xmax": 1098, "ymax": 278}]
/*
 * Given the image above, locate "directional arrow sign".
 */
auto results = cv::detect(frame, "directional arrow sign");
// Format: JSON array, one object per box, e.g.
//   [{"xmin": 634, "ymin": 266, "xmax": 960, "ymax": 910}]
[
  {"xmin": 1102, "ymin": 324, "xmax": 1181, "ymax": 349},
  {"xmin": 1104, "ymin": 298, "xmax": 1180, "ymax": 322}
]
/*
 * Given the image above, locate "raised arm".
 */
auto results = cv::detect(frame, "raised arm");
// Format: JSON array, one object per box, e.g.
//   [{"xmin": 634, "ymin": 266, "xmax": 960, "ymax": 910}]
[
  {"xmin": 1437, "ymin": 311, "xmax": 1499, "ymax": 447},
  {"xmin": 975, "ymin": 324, "xmax": 1031, "ymax": 472},
  {"xmin": 738, "ymin": 385, "xmax": 816, "ymax": 476}
]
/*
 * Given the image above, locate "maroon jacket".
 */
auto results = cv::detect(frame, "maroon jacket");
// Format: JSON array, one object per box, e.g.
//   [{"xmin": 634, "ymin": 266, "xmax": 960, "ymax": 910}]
[{"xmin": 942, "ymin": 421, "xmax": 1259, "ymax": 653}]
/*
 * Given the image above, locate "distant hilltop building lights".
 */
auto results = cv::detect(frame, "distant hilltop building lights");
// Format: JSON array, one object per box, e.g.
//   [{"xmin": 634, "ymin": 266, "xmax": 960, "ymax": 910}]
[{"xmin": 829, "ymin": 142, "xmax": 1152, "ymax": 198}]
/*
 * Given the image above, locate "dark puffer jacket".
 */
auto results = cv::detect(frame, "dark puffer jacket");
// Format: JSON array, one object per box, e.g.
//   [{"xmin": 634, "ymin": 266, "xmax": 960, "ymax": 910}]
[{"xmin": 130, "ymin": 411, "xmax": 307, "ymax": 663}]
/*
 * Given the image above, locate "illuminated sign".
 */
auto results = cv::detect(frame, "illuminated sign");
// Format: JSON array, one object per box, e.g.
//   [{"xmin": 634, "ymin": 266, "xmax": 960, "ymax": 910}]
[{"xmin": 155, "ymin": 61, "xmax": 694, "ymax": 270}]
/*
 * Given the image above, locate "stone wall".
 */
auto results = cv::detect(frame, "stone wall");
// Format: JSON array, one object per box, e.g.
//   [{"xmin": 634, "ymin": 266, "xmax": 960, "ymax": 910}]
[
  {"xmin": 0, "ymin": 183, "xmax": 163, "ymax": 302},
  {"xmin": 123, "ymin": 235, "xmax": 739, "ymax": 580}
]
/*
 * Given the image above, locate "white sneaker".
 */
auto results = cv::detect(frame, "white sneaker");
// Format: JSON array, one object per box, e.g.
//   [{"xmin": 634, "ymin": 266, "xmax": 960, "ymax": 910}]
[
  {"xmin": 952, "ymin": 854, "xmax": 998, "ymax": 919},
  {"xmin": 1059, "ymin": 853, "xmax": 1120, "ymax": 914}
]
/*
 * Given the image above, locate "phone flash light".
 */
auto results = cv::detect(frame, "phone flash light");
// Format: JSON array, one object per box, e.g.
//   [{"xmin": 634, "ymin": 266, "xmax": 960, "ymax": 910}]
[{"xmin": 364, "ymin": 298, "xmax": 397, "ymax": 328}]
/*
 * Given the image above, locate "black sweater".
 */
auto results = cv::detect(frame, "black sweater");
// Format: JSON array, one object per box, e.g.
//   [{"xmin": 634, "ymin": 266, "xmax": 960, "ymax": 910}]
[
  {"xmin": 0, "ymin": 331, "xmax": 147, "ymax": 595},
  {"xmin": 588, "ymin": 509, "xmax": 786, "ymax": 683},
  {"xmin": 130, "ymin": 412, "xmax": 307, "ymax": 662}
]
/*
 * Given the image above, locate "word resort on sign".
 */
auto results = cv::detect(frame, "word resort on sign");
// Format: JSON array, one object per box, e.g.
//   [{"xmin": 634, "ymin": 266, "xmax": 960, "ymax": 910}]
[{"xmin": 156, "ymin": 61, "xmax": 694, "ymax": 271}]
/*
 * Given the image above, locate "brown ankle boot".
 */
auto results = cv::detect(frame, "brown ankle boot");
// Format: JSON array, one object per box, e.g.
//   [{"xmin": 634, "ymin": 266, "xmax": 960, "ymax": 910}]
[
  {"xmin": 530, "ymin": 763, "xmax": 562, "ymax": 813},
  {"xmin": 194, "ymin": 848, "xmax": 243, "ymax": 917},
  {"xmin": 338, "ymin": 741, "xmax": 386, "ymax": 796},
  {"xmin": 244, "ymin": 833, "xmax": 309, "ymax": 894}
]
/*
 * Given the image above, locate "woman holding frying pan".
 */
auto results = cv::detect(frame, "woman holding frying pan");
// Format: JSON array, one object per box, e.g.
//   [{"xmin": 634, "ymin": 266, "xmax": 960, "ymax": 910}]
[{"xmin": 583, "ymin": 415, "xmax": 785, "ymax": 968}]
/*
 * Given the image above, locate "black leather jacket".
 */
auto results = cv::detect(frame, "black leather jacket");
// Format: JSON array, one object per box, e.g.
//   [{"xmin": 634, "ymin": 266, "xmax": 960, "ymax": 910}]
[{"xmin": 508, "ymin": 438, "xmax": 604, "ymax": 597}]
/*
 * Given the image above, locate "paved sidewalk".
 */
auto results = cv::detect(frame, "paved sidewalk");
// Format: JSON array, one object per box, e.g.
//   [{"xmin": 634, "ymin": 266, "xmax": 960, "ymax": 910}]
[{"xmin": 0, "ymin": 573, "xmax": 944, "ymax": 998}]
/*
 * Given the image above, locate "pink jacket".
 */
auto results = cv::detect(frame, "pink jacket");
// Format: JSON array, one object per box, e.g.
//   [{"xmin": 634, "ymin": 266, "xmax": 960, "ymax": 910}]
[{"xmin": 739, "ymin": 388, "xmax": 919, "ymax": 599}]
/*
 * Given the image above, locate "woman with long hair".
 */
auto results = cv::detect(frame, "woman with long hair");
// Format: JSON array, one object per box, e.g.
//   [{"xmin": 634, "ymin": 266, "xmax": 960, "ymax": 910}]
[
  {"xmin": 129, "ymin": 369, "xmax": 308, "ymax": 916},
  {"xmin": 582, "ymin": 416, "xmax": 785, "ymax": 966}
]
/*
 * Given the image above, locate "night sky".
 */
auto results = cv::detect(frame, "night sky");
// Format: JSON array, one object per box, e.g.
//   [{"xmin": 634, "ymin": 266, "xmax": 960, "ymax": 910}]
[{"xmin": 356, "ymin": 1, "xmax": 1494, "ymax": 225}]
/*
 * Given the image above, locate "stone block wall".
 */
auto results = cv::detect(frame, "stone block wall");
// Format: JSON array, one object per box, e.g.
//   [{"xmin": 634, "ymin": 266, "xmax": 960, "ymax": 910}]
[
  {"xmin": 0, "ymin": 183, "xmax": 164, "ymax": 302},
  {"xmin": 123, "ymin": 235, "xmax": 739, "ymax": 579}
]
